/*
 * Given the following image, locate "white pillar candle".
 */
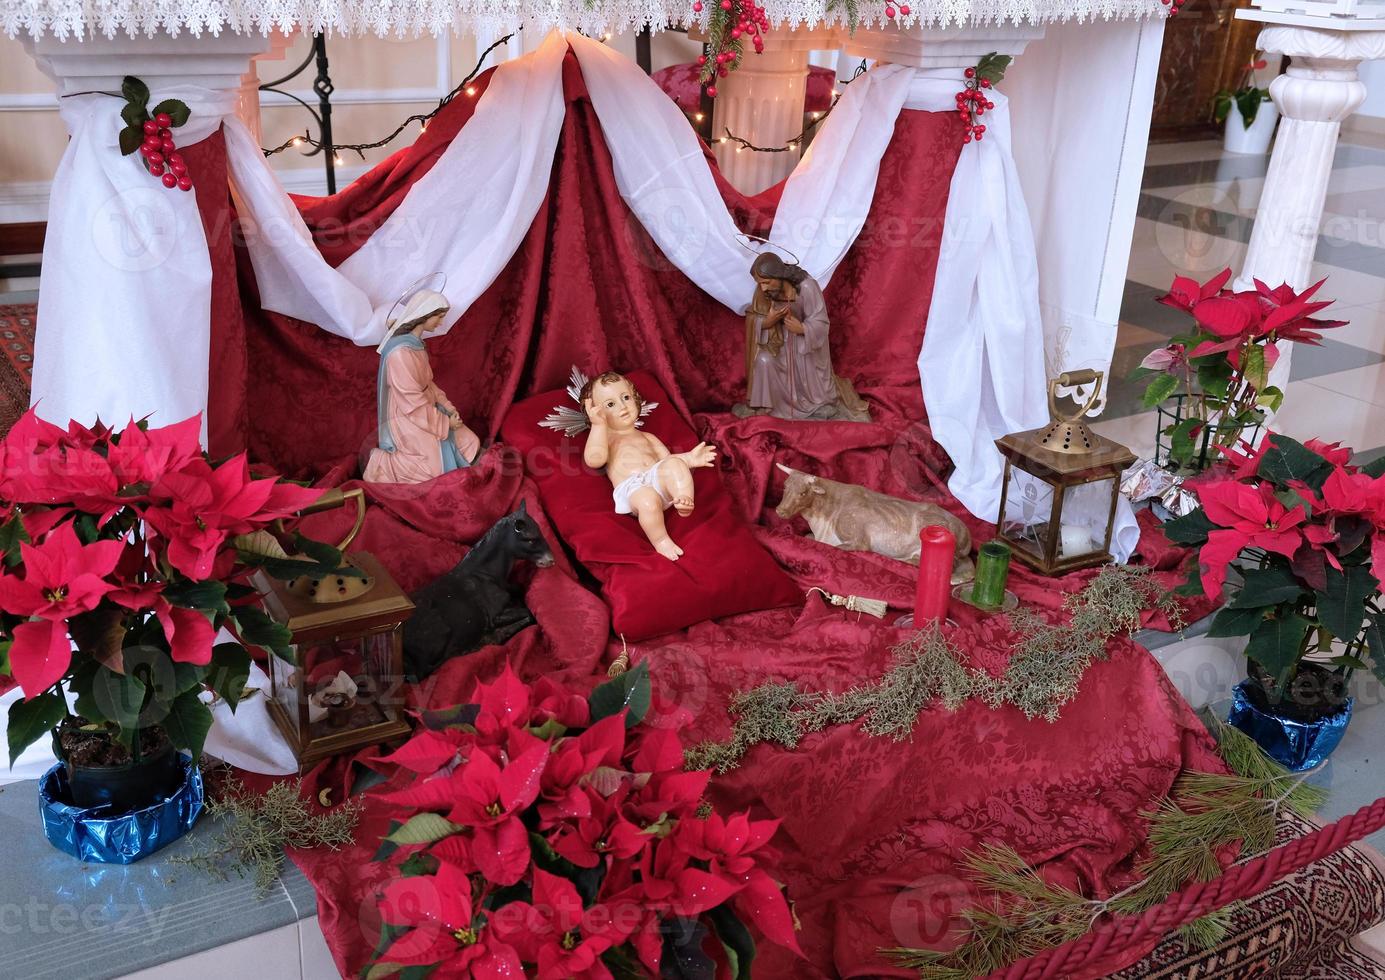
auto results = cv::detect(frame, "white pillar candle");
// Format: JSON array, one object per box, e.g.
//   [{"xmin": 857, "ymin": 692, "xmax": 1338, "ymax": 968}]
[{"xmin": 1060, "ymin": 523, "xmax": 1092, "ymax": 558}]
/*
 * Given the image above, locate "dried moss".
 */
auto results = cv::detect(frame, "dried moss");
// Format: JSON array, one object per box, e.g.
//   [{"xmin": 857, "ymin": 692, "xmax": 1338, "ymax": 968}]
[
  {"xmin": 171, "ymin": 779, "xmax": 361, "ymax": 897},
  {"xmin": 687, "ymin": 566, "xmax": 1178, "ymax": 772}
]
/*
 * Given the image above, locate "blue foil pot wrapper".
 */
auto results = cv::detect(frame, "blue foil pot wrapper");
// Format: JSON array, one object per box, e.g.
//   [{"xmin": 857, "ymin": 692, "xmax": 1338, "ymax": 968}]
[
  {"xmin": 1227, "ymin": 680, "xmax": 1353, "ymax": 772},
  {"xmin": 38, "ymin": 755, "xmax": 203, "ymax": 864}
]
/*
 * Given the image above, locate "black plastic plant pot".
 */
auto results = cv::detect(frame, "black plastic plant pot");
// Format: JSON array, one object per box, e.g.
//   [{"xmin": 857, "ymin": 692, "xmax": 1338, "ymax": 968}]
[
  {"xmin": 52, "ymin": 733, "xmax": 184, "ymax": 814},
  {"xmin": 1245, "ymin": 660, "xmax": 1349, "ymax": 725}
]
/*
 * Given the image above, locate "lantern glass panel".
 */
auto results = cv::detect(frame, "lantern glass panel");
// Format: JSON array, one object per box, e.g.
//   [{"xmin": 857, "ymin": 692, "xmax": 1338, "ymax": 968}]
[
  {"xmin": 1002, "ymin": 467, "xmax": 1059, "ymax": 565},
  {"xmin": 1002, "ymin": 470, "xmax": 1118, "ymax": 570}
]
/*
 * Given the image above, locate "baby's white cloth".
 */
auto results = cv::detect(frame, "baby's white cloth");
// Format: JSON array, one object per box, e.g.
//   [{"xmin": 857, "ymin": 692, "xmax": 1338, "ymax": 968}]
[{"xmin": 612, "ymin": 459, "xmax": 671, "ymax": 515}]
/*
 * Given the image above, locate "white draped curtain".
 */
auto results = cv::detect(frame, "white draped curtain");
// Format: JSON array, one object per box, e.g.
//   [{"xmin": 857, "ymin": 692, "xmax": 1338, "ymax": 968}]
[{"xmin": 30, "ymin": 30, "xmax": 1135, "ymax": 557}]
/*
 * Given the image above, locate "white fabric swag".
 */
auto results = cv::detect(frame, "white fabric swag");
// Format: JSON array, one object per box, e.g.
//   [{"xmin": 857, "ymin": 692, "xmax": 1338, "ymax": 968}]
[{"xmin": 30, "ymin": 30, "xmax": 1133, "ymax": 557}]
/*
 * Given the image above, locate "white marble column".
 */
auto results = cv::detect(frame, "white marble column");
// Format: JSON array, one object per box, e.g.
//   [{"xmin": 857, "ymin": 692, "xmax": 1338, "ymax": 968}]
[
  {"xmin": 1234, "ymin": 14, "xmax": 1385, "ymax": 292},
  {"xmin": 710, "ymin": 32, "xmax": 820, "ymax": 193},
  {"xmin": 1231, "ymin": 11, "xmax": 1385, "ymax": 405}
]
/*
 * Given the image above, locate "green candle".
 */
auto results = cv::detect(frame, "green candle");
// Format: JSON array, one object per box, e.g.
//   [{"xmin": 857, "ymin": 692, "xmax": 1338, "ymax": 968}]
[{"xmin": 971, "ymin": 541, "xmax": 1012, "ymax": 610}]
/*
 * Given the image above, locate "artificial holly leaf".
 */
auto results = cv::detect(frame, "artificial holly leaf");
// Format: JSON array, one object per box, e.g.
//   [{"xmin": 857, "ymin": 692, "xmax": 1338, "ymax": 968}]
[
  {"xmin": 975, "ymin": 53, "xmax": 1012, "ymax": 86},
  {"xmin": 1315, "ymin": 564, "xmax": 1379, "ymax": 643},
  {"xmin": 1258, "ymin": 434, "xmax": 1333, "ymax": 490},
  {"xmin": 708, "ymin": 903, "xmax": 757, "ymax": 979},
  {"xmin": 205, "ymin": 642, "xmax": 252, "ymax": 711},
  {"xmin": 121, "ymin": 76, "xmax": 150, "ymax": 107},
  {"xmin": 151, "ymin": 98, "xmax": 191, "ymax": 127},
  {"xmin": 1230, "ymin": 565, "xmax": 1308, "ymax": 609},
  {"xmin": 1163, "ymin": 507, "xmax": 1216, "ymax": 545},
  {"xmin": 589, "ymin": 660, "xmax": 651, "ymax": 728},
  {"xmin": 1245, "ymin": 611, "xmax": 1309, "ymax": 679},
  {"xmin": 7, "ymin": 689, "xmax": 67, "ymax": 766},
  {"xmin": 1207, "ymin": 604, "xmax": 1267, "ymax": 638},
  {"xmin": 1141, "ymin": 373, "xmax": 1180, "ymax": 410},
  {"xmin": 120, "ymin": 101, "xmax": 148, "ymax": 128},
  {"xmin": 118, "ymin": 124, "xmax": 144, "ymax": 157},
  {"xmin": 161, "ymin": 688, "xmax": 214, "ymax": 758}
]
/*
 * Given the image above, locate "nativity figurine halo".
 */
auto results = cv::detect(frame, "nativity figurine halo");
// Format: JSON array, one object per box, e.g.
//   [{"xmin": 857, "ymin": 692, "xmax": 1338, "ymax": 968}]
[
  {"xmin": 733, "ymin": 235, "xmax": 870, "ymax": 424},
  {"xmin": 363, "ymin": 274, "xmax": 483, "ymax": 484},
  {"xmin": 540, "ymin": 365, "xmax": 659, "ymax": 437}
]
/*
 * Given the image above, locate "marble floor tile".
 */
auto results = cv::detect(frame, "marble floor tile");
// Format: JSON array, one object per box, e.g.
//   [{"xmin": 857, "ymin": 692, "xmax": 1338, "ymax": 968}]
[{"xmin": 1300, "ymin": 362, "xmax": 1385, "ymax": 409}]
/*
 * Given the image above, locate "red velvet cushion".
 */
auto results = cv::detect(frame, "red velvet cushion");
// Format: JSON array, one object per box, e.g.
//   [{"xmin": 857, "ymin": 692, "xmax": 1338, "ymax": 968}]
[{"xmin": 500, "ymin": 373, "xmax": 801, "ymax": 640}]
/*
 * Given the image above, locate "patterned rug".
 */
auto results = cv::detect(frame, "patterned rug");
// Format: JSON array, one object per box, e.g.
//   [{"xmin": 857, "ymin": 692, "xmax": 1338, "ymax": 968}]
[
  {"xmin": 1115, "ymin": 811, "xmax": 1385, "ymax": 978},
  {"xmin": 0, "ymin": 303, "xmax": 34, "ymax": 437}
]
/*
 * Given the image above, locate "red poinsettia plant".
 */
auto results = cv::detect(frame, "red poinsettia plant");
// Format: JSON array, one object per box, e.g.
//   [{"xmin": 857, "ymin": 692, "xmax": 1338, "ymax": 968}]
[
  {"xmin": 1164, "ymin": 433, "xmax": 1385, "ymax": 686},
  {"xmin": 365, "ymin": 664, "xmax": 800, "ymax": 979},
  {"xmin": 0, "ymin": 410, "xmax": 350, "ymax": 767},
  {"xmin": 1133, "ymin": 269, "xmax": 1346, "ymax": 470}
]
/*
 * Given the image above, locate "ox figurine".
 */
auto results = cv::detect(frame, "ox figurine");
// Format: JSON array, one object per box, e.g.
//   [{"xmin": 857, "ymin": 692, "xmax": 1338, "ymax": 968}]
[{"xmin": 774, "ymin": 464, "xmax": 974, "ymax": 584}]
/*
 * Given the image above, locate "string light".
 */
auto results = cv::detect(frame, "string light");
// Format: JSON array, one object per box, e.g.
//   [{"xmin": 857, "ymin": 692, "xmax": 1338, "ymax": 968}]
[
  {"xmin": 694, "ymin": 112, "xmax": 704, "ymax": 122},
  {"xmin": 262, "ymin": 31, "xmax": 517, "ymax": 161},
  {"xmin": 717, "ymin": 60, "xmax": 865, "ymax": 154}
]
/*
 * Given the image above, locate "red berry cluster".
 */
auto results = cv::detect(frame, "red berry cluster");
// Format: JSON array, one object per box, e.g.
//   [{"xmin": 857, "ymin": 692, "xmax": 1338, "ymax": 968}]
[
  {"xmin": 139, "ymin": 113, "xmax": 192, "ymax": 192},
  {"xmin": 694, "ymin": 0, "xmax": 771, "ymax": 98},
  {"xmin": 956, "ymin": 67, "xmax": 994, "ymax": 145},
  {"xmin": 1159, "ymin": 0, "xmax": 1185, "ymax": 15},
  {"xmin": 883, "ymin": 2, "xmax": 912, "ymax": 17}
]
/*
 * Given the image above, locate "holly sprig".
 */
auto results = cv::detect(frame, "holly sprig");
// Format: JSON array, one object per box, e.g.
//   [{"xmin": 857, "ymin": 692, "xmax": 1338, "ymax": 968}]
[
  {"xmin": 116, "ymin": 76, "xmax": 188, "ymax": 156},
  {"xmin": 955, "ymin": 53, "xmax": 1011, "ymax": 145},
  {"xmin": 115, "ymin": 76, "xmax": 195, "ymax": 192}
]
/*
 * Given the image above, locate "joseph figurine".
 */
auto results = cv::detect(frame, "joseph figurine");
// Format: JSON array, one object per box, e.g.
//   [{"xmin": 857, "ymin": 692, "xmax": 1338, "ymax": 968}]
[{"xmin": 734, "ymin": 253, "xmax": 870, "ymax": 422}]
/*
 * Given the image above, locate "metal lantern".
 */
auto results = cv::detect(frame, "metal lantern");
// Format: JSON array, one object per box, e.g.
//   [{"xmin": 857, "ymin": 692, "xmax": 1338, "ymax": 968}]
[
  {"xmin": 257, "ymin": 489, "xmax": 414, "ymax": 772},
  {"xmin": 994, "ymin": 370, "xmax": 1136, "ymax": 576}
]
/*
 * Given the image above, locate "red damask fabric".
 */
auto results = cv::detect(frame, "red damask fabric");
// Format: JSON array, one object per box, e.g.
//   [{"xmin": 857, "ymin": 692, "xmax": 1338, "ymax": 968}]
[{"xmin": 209, "ymin": 50, "xmax": 1225, "ymax": 980}]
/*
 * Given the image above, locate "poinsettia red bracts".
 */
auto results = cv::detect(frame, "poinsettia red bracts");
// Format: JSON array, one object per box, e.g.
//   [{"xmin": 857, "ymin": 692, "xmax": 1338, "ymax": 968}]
[{"xmin": 370, "ymin": 666, "xmax": 800, "ymax": 979}]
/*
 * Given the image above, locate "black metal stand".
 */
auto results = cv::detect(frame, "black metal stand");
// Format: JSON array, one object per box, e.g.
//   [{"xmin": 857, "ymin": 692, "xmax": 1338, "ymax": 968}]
[{"xmin": 259, "ymin": 33, "xmax": 338, "ymax": 194}]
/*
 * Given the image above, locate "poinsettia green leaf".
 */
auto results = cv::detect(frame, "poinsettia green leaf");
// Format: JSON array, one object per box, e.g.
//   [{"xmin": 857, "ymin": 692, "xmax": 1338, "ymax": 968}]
[
  {"xmin": 1141, "ymin": 373, "xmax": 1180, "ymax": 409},
  {"xmin": 1167, "ymin": 417, "xmax": 1203, "ymax": 468},
  {"xmin": 164, "ymin": 579, "xmax": 230, "ymax": 614},
  {"xmin": 7, "ymin": 689, "xmax": 67, "ymax": 766},
  {"xmin": 74, "ymin": 664, "xmax": 146, "ymax": 746},
  {"xmin": 0, "ymin": 512, "xmax": 29, "ymax": 566},
  {"xmin": 1245, "ymin": 611, "xmax": 1309, "ymax": 679},
  {"xmin": 161, "ymin": 688, "xmax": 213, "ymax": 758},
  {"xmin": 233, "ymin": 606, "xmax": 295, "ymax": 663},
  {"xmin": 1242, "ymin": 344, "xmax": 1267, "ymax": 393},
  {"xmin": 384, "ymin": 812, "xmax": 464, "ymax": 845},
  {"xmin": 372, "ymin": 820, "xmax": 404, "ymax": 861},
  {"xmin": 1230, "ymin": 565, "xmax": 1309, "ymax": 608},
  {"xmin": 121, "ymin": 76, "xmax": 150, "ymax": 107},
  {"xmin": 206, "ymin": 643, "xmax": 252, "ymax": 712},
  {"xmin": 708, "ymin": 903, "xmax": 756, "ymax": 979},
  {"xmin": 1163, "ymin": 507, "xmax": 1216, "ymax": 545},
  {"xmin": 1258, "ymin": 386, "xmax": 1285, "ymax": 413},
  {"xmin": 1361, "ymin": 455, "xmax": 1385, "ymax": 479},
  {"xmin": 1258, "ymin": 435, "xmax": 1333, "ymax": 490},
  {"xmin": 589, "ymin": 661, "xmax": 651, "ymax": 729},
  {"xmin": 1207, "ymin": 604, "xmax": 1268, "ymax": 638},
  {"xmin": 1315, "ymin": 564, "xmax": 1379, "ymax": 642},
  {"xmin": 151, "ymin": 98, "xmax": 190, "ymax": 127}
]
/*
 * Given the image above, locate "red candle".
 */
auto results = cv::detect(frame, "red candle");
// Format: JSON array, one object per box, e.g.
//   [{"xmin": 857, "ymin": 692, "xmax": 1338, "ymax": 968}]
[{"xmin": 915, "ymin": 525, "xmax": 955, "ymax": 625}]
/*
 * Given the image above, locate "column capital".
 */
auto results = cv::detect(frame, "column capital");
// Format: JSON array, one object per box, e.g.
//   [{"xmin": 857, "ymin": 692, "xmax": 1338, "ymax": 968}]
[
  {"xmin": 835, "ymin": 22, "xmax": 1047, "ymax": 69},
  {"xmin": 23, "ymin": 30, "xmax": 277, "ymax": 96}
]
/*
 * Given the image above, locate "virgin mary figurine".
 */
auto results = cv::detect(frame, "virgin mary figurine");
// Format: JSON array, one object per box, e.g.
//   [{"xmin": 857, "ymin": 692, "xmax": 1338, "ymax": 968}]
[{"xmin": 363, "ymin": 286, "xmax": 481, "ymax": 484}]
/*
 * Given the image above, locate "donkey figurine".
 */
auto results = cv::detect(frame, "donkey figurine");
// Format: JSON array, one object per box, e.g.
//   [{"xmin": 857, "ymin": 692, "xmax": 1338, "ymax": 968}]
[{"xmin": 403, "ymin": 501, "xmax": 555, "ymax": 680}]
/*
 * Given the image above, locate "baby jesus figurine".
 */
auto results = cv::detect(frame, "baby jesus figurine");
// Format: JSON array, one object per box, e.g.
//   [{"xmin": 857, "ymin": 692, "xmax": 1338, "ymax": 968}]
[{"xmin": 582, "ymin": 372, "xmax": 716, "ymax": 561}]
